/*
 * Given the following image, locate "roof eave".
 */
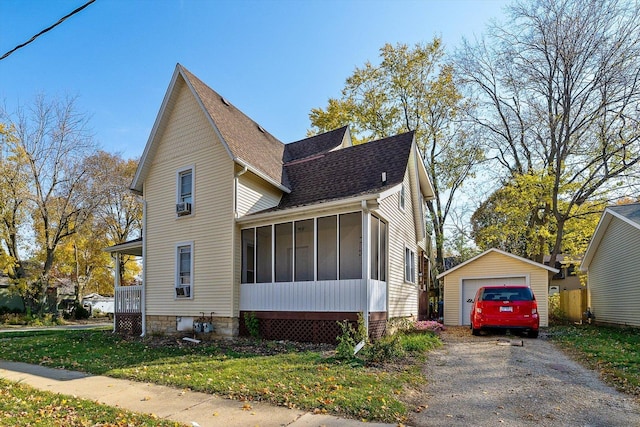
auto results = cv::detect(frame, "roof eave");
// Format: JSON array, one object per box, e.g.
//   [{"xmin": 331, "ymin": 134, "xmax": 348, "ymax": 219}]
[
  {"xmin": 236, "ymin": 193, "xmax": 379, "ymax": 225},
  {"xmin": 436, "ymin": 248, "xmax": 559, "ymax": 279},
  {"xmin": 234, "ymin": 158, "xmax": 290, "ymax": 193}
]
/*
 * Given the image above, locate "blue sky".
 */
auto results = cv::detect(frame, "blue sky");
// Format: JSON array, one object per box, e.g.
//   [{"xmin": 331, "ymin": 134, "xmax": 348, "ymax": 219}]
[{"xmin": 1, "ymin": 0, "xmax": 509, "ymax": 160}]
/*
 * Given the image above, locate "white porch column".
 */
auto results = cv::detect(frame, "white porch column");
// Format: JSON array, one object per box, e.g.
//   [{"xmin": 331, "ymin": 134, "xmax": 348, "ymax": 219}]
[
  {"xmin": 113, "ymin": 253, "xmax": 120, "ymax": 333},
  {"xmin": 361, "ymin": 202, "xmax": 371, "ymax": 333}
]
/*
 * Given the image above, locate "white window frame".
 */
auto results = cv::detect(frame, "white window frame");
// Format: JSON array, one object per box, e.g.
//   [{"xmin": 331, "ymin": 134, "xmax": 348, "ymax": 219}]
[
  {"xmin": 176, "ymin": 165, "xmax": 195, "ymax": 217},
  {"xmin": 175, "ymin": 241, "xmax": 194, "ymax": 299},
  {"xmin": 399, "ymin": 182, "xmax": 406, "ymax": 211},
  {"xmin": 405, "ymin": 245, "xmax": 416, "ymax": 284}
]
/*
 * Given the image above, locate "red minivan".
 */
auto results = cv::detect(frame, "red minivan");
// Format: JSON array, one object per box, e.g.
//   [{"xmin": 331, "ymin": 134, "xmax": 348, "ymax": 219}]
[{"xmin": 470, "ymin": 285, "xmax": 539, "ymax": 338}]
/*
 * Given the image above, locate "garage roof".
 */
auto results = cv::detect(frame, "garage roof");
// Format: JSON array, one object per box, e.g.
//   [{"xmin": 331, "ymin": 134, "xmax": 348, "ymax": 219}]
[{"xmin": 436, "ymin": 248, "xmax": 559, "ymax": 279}]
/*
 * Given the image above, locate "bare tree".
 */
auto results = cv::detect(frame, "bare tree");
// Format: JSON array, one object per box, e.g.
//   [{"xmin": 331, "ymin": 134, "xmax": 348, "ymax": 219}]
[
  {"xmin": 1, "ymin": 95, "xmax": 102, "ymax": 312},
  {"xmin": 457, "ymin": 0, "xmax": 640, "ymax": 264}
]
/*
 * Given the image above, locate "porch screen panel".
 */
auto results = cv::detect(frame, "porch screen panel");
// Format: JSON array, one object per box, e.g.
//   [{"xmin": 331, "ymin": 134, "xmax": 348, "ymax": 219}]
[
  {"xmin": 317, "ymin": 215, "xmax": 337, "ymax": 280},
  {"xmin": 275, "ymin": 222, "xmax": 293, "ymax": 282},
  {"xmin": 339, "ymin": 212, "xmax": 362, "ymax": 280},
  {"xmin": 295, "ymin": 219, "xmax": 314, "ymax": 281},
  {"xmin": 370, "ymin": 216, "xmax": 379, "ymax": 280},
  {"xmin": 256, "ymin": 225, "xmax": 272, "ymax": 283},
  {"xmin": 241, "ymin": 228, "xmax": 255, "ymax": 283}
]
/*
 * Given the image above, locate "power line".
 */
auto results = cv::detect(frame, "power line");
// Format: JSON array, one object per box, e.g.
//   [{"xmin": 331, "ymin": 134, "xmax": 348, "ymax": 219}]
[{"xmin": 0, "ymin": 0, "xmax": 96, "ymax": 61}]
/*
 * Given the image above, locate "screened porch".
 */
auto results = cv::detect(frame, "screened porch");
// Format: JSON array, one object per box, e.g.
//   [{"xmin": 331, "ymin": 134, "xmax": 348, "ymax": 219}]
[{"xmin": 239, "ymin": 211, "xmax": 388, "ymax": 315}]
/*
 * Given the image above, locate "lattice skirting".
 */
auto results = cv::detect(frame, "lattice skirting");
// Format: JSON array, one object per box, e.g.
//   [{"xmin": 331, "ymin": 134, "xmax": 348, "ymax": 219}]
[
  {"xmin": 115, "ymin": 313, "xmax": 142, "ymax": 335},
  {"xmin": 239, "ymin": 311, "xmax": 387, "ymax": 344}
]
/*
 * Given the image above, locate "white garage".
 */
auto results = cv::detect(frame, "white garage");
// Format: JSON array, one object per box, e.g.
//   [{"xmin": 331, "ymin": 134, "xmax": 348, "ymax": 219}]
[{"xmin": 437, "ymin": 249, "xmax": 558, "ymax": 327}]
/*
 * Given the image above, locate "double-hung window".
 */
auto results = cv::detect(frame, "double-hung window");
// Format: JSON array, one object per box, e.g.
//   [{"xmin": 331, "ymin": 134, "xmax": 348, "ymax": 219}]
[
  {"xmin": 176, "ymin": 242, "xmax": 193, "ymax": 298},
  {"xmin": 405, "ymin": 246, "xmax": 416, "ymax": 283},
  {"xmin": 176, "ymin": 167, "xmax": 193, "ymax": 216}
]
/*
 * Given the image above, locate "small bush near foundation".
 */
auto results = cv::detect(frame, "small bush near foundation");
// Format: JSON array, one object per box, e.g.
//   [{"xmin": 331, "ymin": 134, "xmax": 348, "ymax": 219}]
[{"xmin": 244, "ymin": 311, "xmax": 260, "ymax": 338}]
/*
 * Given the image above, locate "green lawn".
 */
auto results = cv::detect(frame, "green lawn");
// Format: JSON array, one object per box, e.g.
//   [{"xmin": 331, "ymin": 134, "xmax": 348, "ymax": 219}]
[
  {"xmin": 0, "ymin": 378, "xmax": 186, "ymax": 427},
  {"xmin": 0, "ymin": 329, "xmax": 441, "ymax": 423},
  {"xmin": 549, "ymin": 324, "xmax": 640, "ymax": 396}
]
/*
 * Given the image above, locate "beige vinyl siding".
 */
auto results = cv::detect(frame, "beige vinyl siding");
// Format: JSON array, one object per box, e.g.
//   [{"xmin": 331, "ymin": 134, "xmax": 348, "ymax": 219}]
[
  {"xmin": 588, "ymin": 218, "xmax": 640, "ymax": 327},
  {"xmin": 145, "ymin": 79, "xmax": 235, "ymax": 318},
  {"xmin": 236, "ymin": 170, "xmax": 282, "ymax": 217},
  {"xmin": 378, "ymin": 167, "xmax": 420, "ymax": 319},
  {"xmin": 442, "ymin": 251, "xmax": 549, "ymax": 327}
]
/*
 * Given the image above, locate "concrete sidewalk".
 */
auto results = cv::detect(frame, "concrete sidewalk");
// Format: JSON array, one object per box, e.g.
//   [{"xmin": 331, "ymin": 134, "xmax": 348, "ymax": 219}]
[{"xmin": 0, "ymin": 361, "xmax": 397, "ymax": 427}]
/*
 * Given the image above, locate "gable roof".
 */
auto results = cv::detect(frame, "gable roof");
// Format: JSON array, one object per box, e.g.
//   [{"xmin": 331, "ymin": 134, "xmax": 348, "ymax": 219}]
[
  {"xmin": 131, "ymin": 64, "xmax": 435, "ymax": 214},
  {"xmin": 261, "ymin": 132, "xmax": 416, "ymax": 213},
  {"xmin": 132, "ymin": 64, "xmax": 290, "ymax": 193},
  {"xmin": 180, "ymin": 66, "xmax": 289, "ymax": 189},
  {"xmin": 436, "ymin": 248, "xmax": 559, "ymax": 279},
  {"xmin": 581, "ymin": 202, "xmax": 640, "ymax": 271}
]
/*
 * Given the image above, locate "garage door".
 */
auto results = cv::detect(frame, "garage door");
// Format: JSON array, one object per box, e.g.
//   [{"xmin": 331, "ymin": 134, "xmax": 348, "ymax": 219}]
[{"xmin": 461, "ymin": 277, "xmax": 527, "ymax": 325}]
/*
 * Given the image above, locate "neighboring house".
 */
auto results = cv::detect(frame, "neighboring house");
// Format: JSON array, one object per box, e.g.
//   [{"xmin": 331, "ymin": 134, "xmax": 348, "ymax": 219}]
[
  {"xmin": 0, "ymin": 274, "xmax": 24, "ymax": 313},
  {"xmin": 437, "ymin": 248, "xmax": 558, "ymax": 328},
  {"xmin": 107, "ymin": 64, "xmax": 435, "ymax": 342},
  {"xmin": 543, "ymin": 254, "xmax": 583, "ymax": 293},
  {"xmin": 580, "ymin": 203, "xmax": 640, "ymax": 327}
]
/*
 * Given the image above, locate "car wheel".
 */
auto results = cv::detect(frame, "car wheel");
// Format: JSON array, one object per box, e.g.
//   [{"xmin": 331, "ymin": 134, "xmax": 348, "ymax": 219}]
[
  {"xmin": 471, "ymin": 324, "xmax": 480, "ymax": 336},
  {"xmin": 529, "ymin": 330, "xmax": 539, "ymax": 338}
]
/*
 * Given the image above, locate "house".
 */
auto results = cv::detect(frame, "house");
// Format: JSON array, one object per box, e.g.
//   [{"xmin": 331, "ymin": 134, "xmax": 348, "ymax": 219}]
[
  {"xmin": 437, "ymin": 248, "xmax": 558, "ymax": 327},
  {"xmin": 543, "ymin": 254, "xmax": 583, "ymax": 293},
  {"xmin": 580, "ymin": 203, "xmax": 640, "ymax": 327},
  {"xmin": 107, "ymin": 64, "xmax": 435, "ymax": 342}
]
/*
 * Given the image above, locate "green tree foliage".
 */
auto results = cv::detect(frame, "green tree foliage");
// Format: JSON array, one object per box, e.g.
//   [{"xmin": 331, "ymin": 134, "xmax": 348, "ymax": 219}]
[
  {"xmin": 458, "ymin": 0, "xmax": 640, "ymax": 264},
  {"xmin": 309, "ymin": 39, "xmax": 483, "ymax": 273},
  {"xmin": 471, "ymin": 172, "xmax": 606, "ymax": 260}
]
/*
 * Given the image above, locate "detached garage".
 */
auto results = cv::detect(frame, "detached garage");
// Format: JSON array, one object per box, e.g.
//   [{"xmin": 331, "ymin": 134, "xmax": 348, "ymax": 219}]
[{"xmin": 437, "ymin": 249, "xmax": 558, "ymax": 327}]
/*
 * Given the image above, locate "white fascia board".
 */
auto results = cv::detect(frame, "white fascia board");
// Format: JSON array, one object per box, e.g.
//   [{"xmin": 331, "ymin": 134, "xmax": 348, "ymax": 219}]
[
  {"xmin": 234, "ymin": 157, "xmax": 291, "ymax": 194},
  {"xmin": 236, "ymin": 194, "xmax": 379, "ymax": 226},
  {"xmin": 414, "ymin": 144, "xmax": 435, "ymax": 200},
  {"xmin": 580, "ymin": 210, "xmax": 614, "ymax": 271},
  {"xmin": 436, "ymin": 248, "xmax": 559, "ymax": 279},
  {"xmin": 131, "ymin": 64, "xmax": 184, "ymax": 194},
  {"xmin": 377, "ymin": 184, "xmax": 402, "ymax": 202}
]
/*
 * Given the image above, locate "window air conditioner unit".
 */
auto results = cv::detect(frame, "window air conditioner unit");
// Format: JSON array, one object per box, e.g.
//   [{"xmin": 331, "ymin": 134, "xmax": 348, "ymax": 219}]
[
  {"xmin": 176, "ymin": 202, "xmax": 192, "ymax": 216},
  {"xmin": 176, "ymin": 285, "xmax": 191, "ymax": 298}
]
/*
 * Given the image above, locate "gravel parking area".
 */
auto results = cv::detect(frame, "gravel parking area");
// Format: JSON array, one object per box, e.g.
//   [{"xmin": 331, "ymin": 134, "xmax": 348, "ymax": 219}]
[{"xmin": 405, "ymin": 327, "xmax": 640, "ymax": 427}]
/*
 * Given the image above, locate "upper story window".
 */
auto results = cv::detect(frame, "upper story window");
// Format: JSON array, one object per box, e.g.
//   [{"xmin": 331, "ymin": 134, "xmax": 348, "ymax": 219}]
[
  {"xmin": 176, "ymin": 167, "xmax": 194, "ymax": 217},
  {"xmin": 399, "ymin": 183, "xmax": 406, "ymax": 211}
]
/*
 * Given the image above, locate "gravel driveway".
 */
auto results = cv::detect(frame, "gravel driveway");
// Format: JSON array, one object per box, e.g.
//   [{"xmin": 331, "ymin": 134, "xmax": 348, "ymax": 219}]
[{"xmin": 405, "ymin": 328, "xmax": 640, "ymax": 427}]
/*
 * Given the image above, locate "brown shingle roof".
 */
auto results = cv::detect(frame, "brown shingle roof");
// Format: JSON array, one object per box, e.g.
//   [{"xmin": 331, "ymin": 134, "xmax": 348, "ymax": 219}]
[
  {"xmin": 259, "ymin": 131, "xmax": 415, "ymax": 212},
  {"xmin": 284, "ymin": 126, "xmax": 349, "ymax": 162},
  {"xmin": 180, "ymin": 66, "xmax": 289, "ymax": 188}
]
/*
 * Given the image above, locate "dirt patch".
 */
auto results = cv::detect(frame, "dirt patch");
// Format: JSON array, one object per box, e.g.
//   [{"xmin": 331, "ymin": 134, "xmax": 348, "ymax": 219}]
[{"xmin": 404, "ymin": 327, "xmax": 640, "ymax": 427}]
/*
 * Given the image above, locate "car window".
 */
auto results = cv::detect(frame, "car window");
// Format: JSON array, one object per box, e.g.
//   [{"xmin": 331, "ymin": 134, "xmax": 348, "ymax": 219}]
[{"xmin": 481, "ymin": 288, "xmax": 533, "ymax": 301}]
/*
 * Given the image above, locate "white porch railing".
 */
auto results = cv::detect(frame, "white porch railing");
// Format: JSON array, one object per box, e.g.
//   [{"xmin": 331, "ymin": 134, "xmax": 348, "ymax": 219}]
[
  {"xmin": 114, "ymin": 285, "xmax": 143, "ymax": 314},
  {"xmin": 240, "ymin": 279, "xmax": 387, "ymax": 312}
]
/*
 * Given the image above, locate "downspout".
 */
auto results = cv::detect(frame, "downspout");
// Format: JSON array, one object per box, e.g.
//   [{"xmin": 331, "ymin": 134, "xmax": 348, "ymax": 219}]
[{"xmin": 140, "ymin": 197, "xmax": 147, "ymax": 337}]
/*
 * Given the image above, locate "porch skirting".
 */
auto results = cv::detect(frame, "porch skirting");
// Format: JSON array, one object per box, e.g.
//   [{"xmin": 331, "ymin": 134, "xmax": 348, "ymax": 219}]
[
  {"xmin": 239, "ymin": 311, "xmax": 387, "ymax": 344},
  {"xmin": 115, "ymin": 313, "xmax": 142, "ymax": 336}
]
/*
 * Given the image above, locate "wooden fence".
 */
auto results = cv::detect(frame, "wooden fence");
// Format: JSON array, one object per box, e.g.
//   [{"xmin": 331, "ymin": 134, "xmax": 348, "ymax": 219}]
[{"xmin": 559, "ymin": 289, "xmax": 588, "ymax": 322}]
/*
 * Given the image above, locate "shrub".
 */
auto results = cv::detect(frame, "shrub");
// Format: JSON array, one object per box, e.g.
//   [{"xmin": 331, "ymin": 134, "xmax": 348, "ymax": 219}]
[
  {"xmin": 364, "ymin": 334, "xmax": 405, "ymax": 364},
  {"xmin": 335, "ymin": 313, "xmax": 367, "ymax": 360},
  {"xmin": 243, "ymin": 311, "xmax": 260, "ymax": 338}
]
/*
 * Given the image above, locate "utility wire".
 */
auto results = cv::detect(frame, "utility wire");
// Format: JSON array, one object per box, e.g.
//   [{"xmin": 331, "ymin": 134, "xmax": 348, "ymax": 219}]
[{"xmin": 0, "ymin": 0, "xmax": 96, "ymax": 61}]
